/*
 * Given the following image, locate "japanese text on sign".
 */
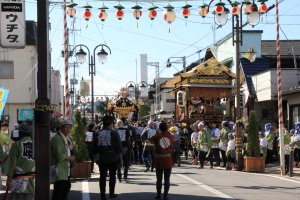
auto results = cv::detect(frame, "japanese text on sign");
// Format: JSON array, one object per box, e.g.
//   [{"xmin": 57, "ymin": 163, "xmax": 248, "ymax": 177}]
[{"xmin": 0, "ymin": 0, "xmax": 25, "ymax": 48}]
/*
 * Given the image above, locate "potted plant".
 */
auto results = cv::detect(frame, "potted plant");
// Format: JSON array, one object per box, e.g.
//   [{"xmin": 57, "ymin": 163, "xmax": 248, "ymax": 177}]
[
  {"xmin": 243, "ymin": 111, "xmax": 265, "ymax": 172},
  {"xmin": 71, "ymin": 111, "xmax": 91, "ymax": 178}
]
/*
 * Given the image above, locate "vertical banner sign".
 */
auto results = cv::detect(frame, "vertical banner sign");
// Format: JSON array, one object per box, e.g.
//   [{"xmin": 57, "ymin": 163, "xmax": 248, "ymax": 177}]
[
  {"xmin": 0, "ymin": 0, "xmax": 25, "ymax": 48},
  {"xmin": 0, "ymin": 88, "xmax": 9, "ymax": 117}
]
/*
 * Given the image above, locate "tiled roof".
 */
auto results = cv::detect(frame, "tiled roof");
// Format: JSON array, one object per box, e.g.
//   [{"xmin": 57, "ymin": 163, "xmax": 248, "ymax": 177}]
[{"xmin": 241, "ymin": 57, "xmax": 270, "ymax": 96}]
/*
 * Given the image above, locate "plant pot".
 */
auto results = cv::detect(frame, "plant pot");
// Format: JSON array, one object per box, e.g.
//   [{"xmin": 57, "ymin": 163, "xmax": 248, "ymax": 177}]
[
  {"xmin": 71, "ymin": 161, "xmax": 91, "ymax": 178},
  {"xmin": 243, "ymin": 157, "xmax": 265, "ymax": 173}
]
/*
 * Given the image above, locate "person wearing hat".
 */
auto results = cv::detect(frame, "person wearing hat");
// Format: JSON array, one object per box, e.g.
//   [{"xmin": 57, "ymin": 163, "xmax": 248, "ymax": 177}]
[
  {"xmin": 264, "ymin": 123, "xmax": 275, "ymax": 165},
  {"xmin": 259, "ymin": 131, "xmax": 267, "ymax": 158},
  {"xmin": 169, "ymin": 126, "xmax": 181, "ymax": 167},
  {"xmin": 94, "ymin": 115, "xmax": 123, "ymax": 200},
  {"xmin": 4, "ymin": 123, "xmax": 35, "ymax": 200},
  {"xmin": 229, "ymin": 121, "xmax": 235, "ymax": 131},
  {"xmin": 196, "ymin": 121, "xmax": 212, "ymax": 169},
  {"xmin": 51, "ymin": 119, "xmax": 75, "ymax": 200},
  {"xmin": 226, "ymin": 133, "xmax": 236, "ymax": 170},
  {"xmin": 10, "ymin": 123, "xmax": 20, "ymax": 141},
  {"xmin": 141, "ymin": 120, "xmax": 157, "ymax": 172},
  {"xmin": 219, "ymin": 121, "xmax": 230, "ymax": 167}
]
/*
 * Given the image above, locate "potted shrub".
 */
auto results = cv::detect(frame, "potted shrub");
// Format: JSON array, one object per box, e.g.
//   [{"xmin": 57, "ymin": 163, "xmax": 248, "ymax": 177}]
[
  {"xmin": 243, "ymin": 111, "xmax": 265, "ymax": 172},
  {"xmin": 71, "ymin": 111, "xmax": 91, "ymax": 178}
]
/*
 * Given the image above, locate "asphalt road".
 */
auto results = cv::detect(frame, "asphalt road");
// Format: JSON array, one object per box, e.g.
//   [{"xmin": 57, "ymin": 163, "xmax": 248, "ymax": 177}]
[{"xmin": 67, "ymin": 161, "xmax": 300, "ymax": 200}]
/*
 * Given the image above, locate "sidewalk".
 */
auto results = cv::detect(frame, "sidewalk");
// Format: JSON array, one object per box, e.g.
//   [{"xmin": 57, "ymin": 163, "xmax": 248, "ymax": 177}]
[{"xmin": 264, "ymin": 162, "xmax": 300, "ymax": 178}]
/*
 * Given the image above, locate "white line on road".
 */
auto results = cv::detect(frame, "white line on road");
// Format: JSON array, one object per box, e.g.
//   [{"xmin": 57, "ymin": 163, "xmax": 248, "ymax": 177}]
[
  {"xmin": 82, "ymin": 179, "xmax": 90, "ymax": 200},
  {"xmin": 175, "ymin": 173, "xmax": 234, "ymax": 199},
  {"xmin": 252, "ymin": 173, "xmax": 300, "ymax": 184}
]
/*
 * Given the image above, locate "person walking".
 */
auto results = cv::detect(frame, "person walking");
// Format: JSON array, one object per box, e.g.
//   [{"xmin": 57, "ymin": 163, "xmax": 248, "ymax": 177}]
[
  {"xmin": 190, "ymin": 123, "xmax": 199, "ymax": 165},
  {"xmin": 226, "ymin": 133, "xmax": 236, "ymax": 170},
  {"xmin": 116, "ymin": 119, "xmax": 131, "ymax": 183},
  {"xmin": 219, "ymin": 121, "xmax": 230, "ymax": 167},
  {"xmin": 169, "ymin": 126, "xmax": 181, "ymax": 167},
  {"xmin": 141, "ymin": 120, "xmax": 157, "ymax": 172},
  {"xmin": 4, "ymin": 123, "xmax": 35, "ymax": 200},
  {"xmin": 86, "ymin": 123, "xmax": 96, "ymax": 173},
  {"xmin": 151, "ymin": 121, "xmax": 174, "ymax": 200},
  {"xmin": 94, "ymin": 115, "xmax": 123, "ymax": 200},
  {"xmin": 50, "ymin": 119, "xmax": 75, "ymax": 200},
  {"xmin": 196, "ymin": 122, "xmax": 212, "ymax": 169}
]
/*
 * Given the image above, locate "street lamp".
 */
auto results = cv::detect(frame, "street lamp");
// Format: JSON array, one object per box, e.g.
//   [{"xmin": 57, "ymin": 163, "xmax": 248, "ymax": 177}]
[
  {"xmin": 203, "ymin": 0, "xmax": 269, "ymax": 171},
  {"xmin": 166, "ymin": 56, "xmax": 186, "ymax": 72},
  {"xmin": 72, "ymin": 44, "xmax": 111, "ymax": 123},
  {"xmin": 126, "ymin": 81, "xmax": 148, "ymax": 102}
]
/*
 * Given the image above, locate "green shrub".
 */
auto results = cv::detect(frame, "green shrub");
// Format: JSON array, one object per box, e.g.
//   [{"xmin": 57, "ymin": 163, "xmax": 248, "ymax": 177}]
[
  {"xmin": 71, "ymin": 111, "xmax": 89, "ymax": 162},
  {"xmin": 246, "ymin": 111, "xmax": 260, "ymax": 157}
]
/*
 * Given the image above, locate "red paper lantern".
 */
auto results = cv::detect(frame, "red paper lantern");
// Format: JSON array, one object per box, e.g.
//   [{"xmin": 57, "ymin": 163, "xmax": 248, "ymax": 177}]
[
  {"xmin": 116, "ymin": 10, "xmax": 124, "ymax": 20},
  {"xmin": 99, "ymin": 10, "xmax": 108, "ymax": 21},
  {"xmin": 231, "ymin": 6, "xmax": 240, "ymax": 15},
  {"xmin": 163, "ymin": 5, "xmax": 176, "ymax": 24},
  {"xmin": 258, "ymin": 3, "xmax": 268, "ymax": 14},
  {"xmin": 182, "ymin": 8, "xmax": 190, "ymax": 18},
  {"xmin": 244, "ymin": 3, "xmax": 252, "ymax": 14},
  {"xmin": 215, "ymin": 5, "xmax": 224, "ymax": 15},
  {"xmin": 148, "ymin": 9, "xmax": 157, "ymax": 20},
  {"xmin": 83, "ymin": 9, "xmax": 92, "ymax": 21}
]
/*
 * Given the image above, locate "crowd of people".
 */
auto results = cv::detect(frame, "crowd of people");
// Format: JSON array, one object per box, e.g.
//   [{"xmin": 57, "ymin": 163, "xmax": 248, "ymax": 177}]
[{"xmin": 1, "ymin": 117, "xmax": 300, "ymax": 200}]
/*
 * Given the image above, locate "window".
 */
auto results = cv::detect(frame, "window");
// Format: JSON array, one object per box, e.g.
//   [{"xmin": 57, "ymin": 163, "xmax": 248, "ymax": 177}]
[{"xmin": 0, "ymin": 61, "xmax": 14, "ymax": 79}]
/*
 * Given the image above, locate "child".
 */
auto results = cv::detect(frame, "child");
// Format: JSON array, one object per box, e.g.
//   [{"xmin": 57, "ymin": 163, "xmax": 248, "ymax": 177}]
[{"xmin": 226, "ymin": 133, "xmax": 236, "ymax": 170}]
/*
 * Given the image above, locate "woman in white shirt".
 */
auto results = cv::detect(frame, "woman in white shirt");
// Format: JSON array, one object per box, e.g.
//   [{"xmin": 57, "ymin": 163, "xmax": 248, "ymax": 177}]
[{"xmin": 191, "ymin": 123, "xmax": 199, "ymax": 165}]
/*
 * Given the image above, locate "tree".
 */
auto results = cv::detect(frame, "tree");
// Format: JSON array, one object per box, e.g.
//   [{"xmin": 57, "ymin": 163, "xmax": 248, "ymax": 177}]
[
  {"xmin": 246, "ymin": 111, "xmax": 260, "ymax": 157},
  {"xmin": 71, "ymin": 111, "xmax": 89, "ymax": 162},
  {"xmin": 138, "ymin": 102, "xmax": 151, "ymax": 120}
]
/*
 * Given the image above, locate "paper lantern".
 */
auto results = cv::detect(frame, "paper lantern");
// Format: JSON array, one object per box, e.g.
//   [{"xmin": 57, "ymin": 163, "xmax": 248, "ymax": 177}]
[
  {"xmin": 243, "ymin": 1, "xmax": 252, "ymax": 15},
  {"xmin": 98, "ymin": 5, "xmax": 108, "ymax": 22},
  {"xmin": 182, "ymin": 4, "xmax": 192, "ymax": 19},
  {"xmin": 258, "ymin": 1, "xmax": 268, "ymax": 14},
  {"xmin": 67, "ymin": 2, "xmax": 77, "ymax": 18},
  {"xmin": 148, "ymin": 5, "xmax": 158, "ymax": 20},
  {"xmin": 82, "ymin": 3, "xmax": 92, "ymax": 21},
  {"xmin": 177, "ymin": 91, "xmax": 187, "ymax": 107},
  {"xmin": 199, "ymin": 3, "xmax": 208, "ymax": 18},
  {"xmin": 163, "ymin": 5, "xmax": 176, "ymax": 24},
  {"xmin": 114, "ymin": 4, "xmax": 125, "ymax": 20},
  {"xmin": 214, "ymin": 2, "xmax": 225, "ymax": 15},
  {"xmin": 231, "ymin": 1, "xmax": 240, "ymax": 15},
  {"xmin": 132, "ymin": 5, "xmax": 142, "ymax": 20}
]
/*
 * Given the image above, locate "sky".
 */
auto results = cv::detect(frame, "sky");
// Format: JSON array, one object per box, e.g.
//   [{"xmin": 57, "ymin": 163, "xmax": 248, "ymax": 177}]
[{"xmin": 24, "ymin": 0, "xmax": 300, "ymax": 97}]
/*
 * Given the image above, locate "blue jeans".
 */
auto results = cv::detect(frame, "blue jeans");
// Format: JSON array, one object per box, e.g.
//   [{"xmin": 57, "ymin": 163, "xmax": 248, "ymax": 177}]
[{"xmin": 143, "ymin": 148, "xmax": 155, "ymax": 170}]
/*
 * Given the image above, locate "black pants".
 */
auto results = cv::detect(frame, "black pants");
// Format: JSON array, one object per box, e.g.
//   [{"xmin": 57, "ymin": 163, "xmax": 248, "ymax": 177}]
[
  {"xmin": 220, "ymin": 150, "xmax": 227, "ymax": 167},
  {"xmin": 294, "ymin": 148, "xmax": 300, "ymax": 162},
  {"xmin": 86, "ymin": 143, "xmax": 94, "ymax": 171},
  {"xmin": 285, "ymin": 154, "xmax": 290, "ymax": 174},
  {"xmin": 266, "ymin": 149, "xmax": 274, "ymax": 164},
  {"xmin": 117, "ymin": 152, "xmax": 130, "ymax": 180},
  {"xmin": 156, "ymin": 168, "xmax": 172, "ymax": 199},
  {"xmin": 52, "ymin": 178, "xmax": 71, "ymax": 200},
  {"xmin": 198, "ymin": 151, "xmax": 208, "ymax": 167},
  {"xmin": 99, "ymin": 162, "xmax": 118, "ymax": 198},
  {"xmin": 208, "ymin": 148, "xmax": 220, "ymax": 166}
]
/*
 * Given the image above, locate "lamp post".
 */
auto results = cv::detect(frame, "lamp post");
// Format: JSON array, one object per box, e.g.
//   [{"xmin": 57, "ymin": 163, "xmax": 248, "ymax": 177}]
[
  {"xmin": 126, "ymin": 81, "xmax": 148, "ymax": 120},
  {"xmin": 72, "ymin": 44, "xmax": 111, "ymax": 123},
  {"xmin": 202, "ymin": 0, "xmax": 269, "ymax": 171},
  {"xmin": 166, "ymin": 56, "xmax": 186, "ymax": 72}
]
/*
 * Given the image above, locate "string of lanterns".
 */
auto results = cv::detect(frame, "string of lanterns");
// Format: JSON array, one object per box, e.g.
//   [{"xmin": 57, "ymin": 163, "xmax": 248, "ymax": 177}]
[{"xmin": 66, "ymin": 0, "xmax": 269, "ymax": 30}]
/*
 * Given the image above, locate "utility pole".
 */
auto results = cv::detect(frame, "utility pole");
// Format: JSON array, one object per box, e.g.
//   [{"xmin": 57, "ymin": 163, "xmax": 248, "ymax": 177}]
[
  {"xmin": 35, "ymin": 0, "xmax": 50, "ymax": 199},
  {"xmin": 147, "ymin": 62, "xmax": 159, "ymax": 120}
]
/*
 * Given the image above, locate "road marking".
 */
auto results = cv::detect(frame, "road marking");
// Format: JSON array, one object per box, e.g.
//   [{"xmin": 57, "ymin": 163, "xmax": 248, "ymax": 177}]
[
  {"xmin": 252, "ymin": 173, "xmax": 300, "ymax": 184},
  {"xmin": 175, "ymin": 173, "xmax": 234, "ymax": 199},
  {"xmin": 82, "ymin": 179, "xmax": 90, "ymax": 200}
]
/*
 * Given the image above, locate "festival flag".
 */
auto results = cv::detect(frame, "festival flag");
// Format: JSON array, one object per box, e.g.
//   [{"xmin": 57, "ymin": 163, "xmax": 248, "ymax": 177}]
[{"xmin": 0, "ymin": 88, "xmax": 9, "ymax": 117}]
